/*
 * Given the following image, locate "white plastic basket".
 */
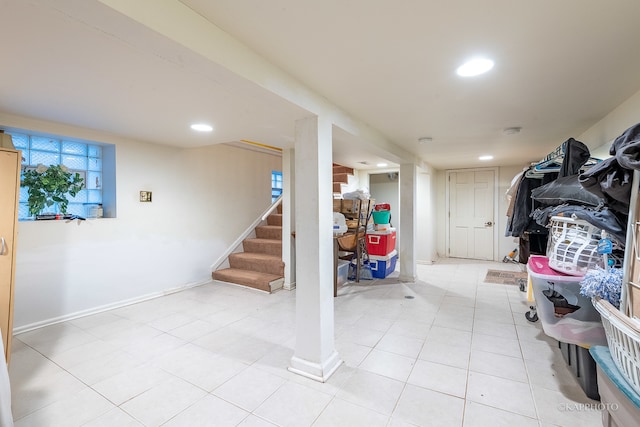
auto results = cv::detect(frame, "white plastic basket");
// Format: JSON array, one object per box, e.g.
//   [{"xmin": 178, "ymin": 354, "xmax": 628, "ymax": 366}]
[
  {"xmin": 547, "ymin": 216, "xmax": 603, "ymax": 276},
  {"xmin": 593, "ymin": 297, "xmax": 640, "ymax": 396}
]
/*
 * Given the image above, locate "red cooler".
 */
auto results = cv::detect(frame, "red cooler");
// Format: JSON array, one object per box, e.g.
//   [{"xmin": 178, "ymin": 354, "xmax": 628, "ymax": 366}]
[{"xmin": 366, "ymin": 228, "xmax": 396, "ymax": 256}]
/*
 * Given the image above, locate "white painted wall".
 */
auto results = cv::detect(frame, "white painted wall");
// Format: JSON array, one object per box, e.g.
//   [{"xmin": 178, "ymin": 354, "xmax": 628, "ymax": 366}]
[
  {"xmin": 4, "ymin": 115, "xmax": 281, "ymax": 330},
  {"xmin": 369, "ymin": 172, "xmax": 399, "ymax": 226},
  {"xmin": 435, "ymin": 166, "xmax": 525, "ymax": 262},
  {"xmin": 579, "ymin": 88, "xmax": 640, "ymax": 151}
]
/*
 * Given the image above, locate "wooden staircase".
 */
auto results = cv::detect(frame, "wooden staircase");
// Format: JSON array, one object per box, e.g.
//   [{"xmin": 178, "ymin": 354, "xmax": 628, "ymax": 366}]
[
  {"xmin": 212, "ymin": 204, "xmax": 284, "ymax": 293},
  {"xmin": 333, "ymin": 163, "xmax": 354, "ymax": 196},
  {"xmin": 212, "ymin": 165, "xmax": 352, "ymax": 293}
]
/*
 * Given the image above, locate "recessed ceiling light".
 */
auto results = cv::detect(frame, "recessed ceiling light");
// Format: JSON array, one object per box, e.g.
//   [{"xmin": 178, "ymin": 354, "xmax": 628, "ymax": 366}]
[
  {"xmin": 479, "ymin": 155, "xmax": 494, "ymax": 161},
  {"xmin": 190, "ymin": 123, "xmax": 213, "ymax": 132},
  {"xmin": 377, "ymin": 163, "xmax": 388, "ymax": 167},
  {"xmin": 456, "ymin": 58, "xmax": 494, "ymax": 77}
]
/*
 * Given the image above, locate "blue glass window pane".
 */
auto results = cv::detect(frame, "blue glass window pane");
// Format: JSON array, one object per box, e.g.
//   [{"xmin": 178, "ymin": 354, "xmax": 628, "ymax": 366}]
[
  {"xmin": 30, "ymin": 151, "xmax": 60, "ymax": 166},
  {"xmin": 87, "ymin": 171, "xmax": 102, "ymax": 189},
  {"xmin": 88, "ymin": 157, "xmax": 102, "ymax": 171},
  {"xmin": 18, "ymin": 203, "xmax": 32, "ymax": 220},
  {"xmin": 19, "ymin": 186, "xmax": 28, "ymax": 200},
  {"xmin": 87, "ymin": 190, "xmax": 102, "ymax": 204},
  {"xmin": 61, "ymin": 154, "xmax": 87, "ymax": 170},
  {"xmin": 88, "ymin": 145, "xmax": 102, "ymax": 157},
  {"xmin": 62, "ymin": 141, "xmax": 87, "ymax": 155},
  {"xmin": 67, "ymin": 204, "xmax": 85, "ymax": 217},
  {"xmin": 30, "ymin": 136, "xmax": 60, "ymax": 152},
  {"xmin": 9, "ymin": 133, "xmax": 28, "ymax": 149},
  {"xmin": 16, "ymin": 132, "xmax": 105, "ymax": 220},
  {"xmin": 67, "ymin": 189, "xmax": 87, "ymax": 204}
]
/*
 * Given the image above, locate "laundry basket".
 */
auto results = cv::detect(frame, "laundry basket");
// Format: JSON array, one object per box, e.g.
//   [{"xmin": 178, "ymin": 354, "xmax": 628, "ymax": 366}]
[
  {"xmin": 547, "ymin": 215, "xmax": 603, "ymax": 276},
  {"xmin": 593, "ymin": 297, "xmax": 640, "ymax": 396},
  {"xmin": 528, "ymin": 255, "xmax": 606, "ymax": 347}
]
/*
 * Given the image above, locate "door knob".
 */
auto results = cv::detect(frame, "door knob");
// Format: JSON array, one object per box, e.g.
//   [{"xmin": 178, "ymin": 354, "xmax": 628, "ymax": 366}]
[
  {"xmin": 0, "ymin": 237, "xmax": 5, "ymax": 255},
  {"xmin": 484, "ymin": 221, "xmax": 493, "ymax": 227}
]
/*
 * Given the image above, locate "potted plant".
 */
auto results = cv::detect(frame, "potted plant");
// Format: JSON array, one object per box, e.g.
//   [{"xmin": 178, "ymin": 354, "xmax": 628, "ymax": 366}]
[{"xmin": 21, "ymin": 164, "xmax": 85, "ymax": 217}]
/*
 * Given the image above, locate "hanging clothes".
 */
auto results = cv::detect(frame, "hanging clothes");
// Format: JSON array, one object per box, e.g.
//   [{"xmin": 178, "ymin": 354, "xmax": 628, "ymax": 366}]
[
  {"xmin": 559, "ymin": 138, "xmax": 591, "ymax": 177},
  {"xmin": 611, "ymin": 122, "xmax": 640, "ymax": 170},
  {"xmin": 578, "ymin": 124, "xmax": 640, "ymax": 217},
  {"xmin": 506, "ymin": 168, "xmax": 557, "ymax": 237},
  {"xmin": 578, "ymin": 157, "xmax": 631, "ymax": 215},
  {"xmin": 506, "ymin": 138, "xmax": 595, "ymax": 263}
]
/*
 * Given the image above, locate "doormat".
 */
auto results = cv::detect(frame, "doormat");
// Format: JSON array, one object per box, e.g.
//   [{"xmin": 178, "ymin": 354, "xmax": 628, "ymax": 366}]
[{"xmin": 484, "ymin": 269, "xmax": 528, "ymax": 285}]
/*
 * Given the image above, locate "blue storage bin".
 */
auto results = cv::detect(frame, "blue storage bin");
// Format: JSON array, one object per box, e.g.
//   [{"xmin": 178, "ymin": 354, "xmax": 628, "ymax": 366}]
[{"xmin": 369, "ymin": 250, "xmax": 398, "ymax": 279}]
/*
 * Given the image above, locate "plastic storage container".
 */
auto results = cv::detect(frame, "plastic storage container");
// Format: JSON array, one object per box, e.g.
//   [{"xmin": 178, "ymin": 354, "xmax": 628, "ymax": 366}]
[
  {"xmin": 527, "ymin": 255, "xmax": 607, "ymax": 347},
  {"xmin": 333, "ymin": 212, "xmax": 347, "ymax": 234},
  {"xmin": 374, "ymin": 223, "xmax": 391, "ymax": 232},
  {"xmin": 336, "ymin": 260, "xmax": 350, "ymax": 286},
  {"xmin": 590, "ymin": 345, "xmax": 640, "ymax": 427},
  {"xmin": 369, "ymin": 250, "xmax": 398, "ymax": 279},
  {"xmin": 559, "ymin": 341, "xmax": 600, "ymax": 400},
  {"xmin": 371, "ymin": 210, "xmax": 390, "ymax": 224},
  {"xmin": 366, "ymin": 228, "xmax": 396, "ymax": 256}
]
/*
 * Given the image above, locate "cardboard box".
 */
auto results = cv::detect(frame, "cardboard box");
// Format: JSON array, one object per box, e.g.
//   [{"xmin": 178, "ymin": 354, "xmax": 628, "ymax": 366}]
[{"xmin": 332, "ymin": 198, "xmax": 375, "ymax": 215}]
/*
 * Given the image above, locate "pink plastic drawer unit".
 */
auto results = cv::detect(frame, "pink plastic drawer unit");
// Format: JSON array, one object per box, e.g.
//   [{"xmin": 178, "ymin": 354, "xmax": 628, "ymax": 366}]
[
  {"xmin": 369, "ymin": 250, "xmax": 398, "ymax": 279},
  {"xmin": 527, "ymin": 255, "xmax": 606, "ymax": 347},
  {"xmin": 366, "ymin": 228, "xmax": 396, "ymax": 256}
]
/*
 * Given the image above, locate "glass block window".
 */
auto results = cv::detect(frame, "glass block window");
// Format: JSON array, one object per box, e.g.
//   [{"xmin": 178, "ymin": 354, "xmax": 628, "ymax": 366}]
[
  {"xmin": 7, "ymin": 131, "xmax": 104, "ymax": 220},
  {"xmin": 271, "ymin": 170, "xmax": 283, "ymax": 202}
]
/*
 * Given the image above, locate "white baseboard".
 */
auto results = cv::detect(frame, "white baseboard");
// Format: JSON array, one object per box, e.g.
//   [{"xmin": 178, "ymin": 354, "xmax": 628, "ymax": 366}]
[
  {"xmin": 288, "ymin": 351, "xmax": 342, "ymax": 383},
  {"xmin": 13, "ymin": 279, "xmax": 212, "ymax": 335}
]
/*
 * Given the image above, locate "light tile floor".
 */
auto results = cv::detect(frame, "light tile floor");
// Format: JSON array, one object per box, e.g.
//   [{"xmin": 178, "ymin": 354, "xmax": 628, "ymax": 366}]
[{"xmin": 9, "ymin": 259, "xmax": 603, "ymax": 426}]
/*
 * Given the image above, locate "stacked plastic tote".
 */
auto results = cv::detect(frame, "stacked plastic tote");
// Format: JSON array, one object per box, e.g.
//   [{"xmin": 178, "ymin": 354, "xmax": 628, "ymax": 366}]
[{"xmin": 367, "ymin": 203, "xmax": 397, "ymax": 278}]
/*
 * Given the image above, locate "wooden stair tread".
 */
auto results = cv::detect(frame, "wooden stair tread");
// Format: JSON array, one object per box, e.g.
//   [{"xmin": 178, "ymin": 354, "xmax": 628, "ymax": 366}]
[
  {"xmin": 244, "ymin": 237, "xmax": 281, "ymax": 244},
  {"xmin": 229, "ymin": 252, "xmax": 284, "ymax": 275},
  {"xmin": 332, "ymin": 172, "xmax": 349, "ymax": 183},
  {"xmin": 255, "ymin": 225, "xmax": 282, "ymax": 231},
  {"xmin": 333, "ymin": 164, "xmax": 354, "ymax": 175},
  {"xmin": 212, "ymin": 268, "xmax": 282, "ymax": 292},
  {"xmin": 242, "ymin": 237, "xmax": 281, "ymax": 256},
  {"xmin": 267, "ymin": 213, "xmax": 282, "ymax": 226},
  {"xmin": 255, "ymin": 224, "xmax": 282, "ymax": 239},
  {"xmin": 230, "ymin": 252, "xmax": 282, "ymax": 260}
]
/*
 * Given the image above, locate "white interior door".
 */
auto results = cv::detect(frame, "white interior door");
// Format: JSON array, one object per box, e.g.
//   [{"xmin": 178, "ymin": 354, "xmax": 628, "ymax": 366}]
[{"xmin": 449, "ymin": 170, "xmax": 495, "ymax": 260}]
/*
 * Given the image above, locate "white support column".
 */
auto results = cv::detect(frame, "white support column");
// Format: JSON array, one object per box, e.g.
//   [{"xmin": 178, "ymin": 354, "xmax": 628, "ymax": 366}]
[
  {"xmin": 399, "ymin": 163, "xmax": 417, "ymax": 282},
  {"xmin": 282, "ymin": 148, "xmax": 296, "ymax": 291},
  {"xmin": 289, "ymin": 116, "xmax": 341, "ymax": 382},
  {"xmin": 416, "ymin": 167, "xmax": 436, "ymax": 264}
]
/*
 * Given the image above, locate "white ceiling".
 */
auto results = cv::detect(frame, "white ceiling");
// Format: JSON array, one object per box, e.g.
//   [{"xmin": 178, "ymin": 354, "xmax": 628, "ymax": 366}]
[{"xmin": 2, "ymin": 0, "xmax": 640, "ymax": 171}]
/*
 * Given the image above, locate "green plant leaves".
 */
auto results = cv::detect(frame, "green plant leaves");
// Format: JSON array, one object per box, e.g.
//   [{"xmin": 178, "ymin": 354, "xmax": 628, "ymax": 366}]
[{"xmin": 20, "ymin": 164, "xmax": 85, "ymax": 216}]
